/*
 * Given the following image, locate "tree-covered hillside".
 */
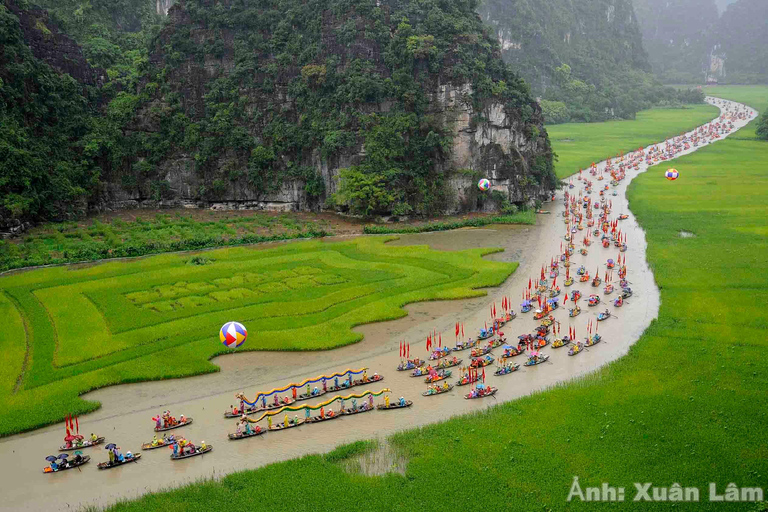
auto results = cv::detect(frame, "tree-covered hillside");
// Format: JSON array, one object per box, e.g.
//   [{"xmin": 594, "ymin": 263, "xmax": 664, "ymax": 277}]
[
  {"xmin": 478, "ymin": 0, "xmax": 702, "ymax": 124},
  {"xmin": 0, "ymin": 0, "xmax": 101, "ymax": 227},
  {"xmin": 633, "ymin": 0, "xmax": 768, "ymax": 84},
  {"xmin": 101, "ymin": 0, "xmax": 555, "ymax": 216}
]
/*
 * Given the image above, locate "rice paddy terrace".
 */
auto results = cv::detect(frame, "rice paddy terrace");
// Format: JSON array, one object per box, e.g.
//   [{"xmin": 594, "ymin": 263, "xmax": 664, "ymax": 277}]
[{"xmin": 0, "ymin": 238, "xmax": 514, "ymax": 436}]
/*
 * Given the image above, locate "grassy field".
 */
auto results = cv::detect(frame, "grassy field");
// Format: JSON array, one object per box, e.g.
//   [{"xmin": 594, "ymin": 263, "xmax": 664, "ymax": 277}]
[
  {"xmin": 102, "ymin": 87, "xmax": 768, "ymax": 511},
  {"xmin": 549, "ymin": 104, "xmax": 720, "ymax": 178},
  {"xmin": 0, "ymin": 237, "xmax": 515, "ymax": 436}
]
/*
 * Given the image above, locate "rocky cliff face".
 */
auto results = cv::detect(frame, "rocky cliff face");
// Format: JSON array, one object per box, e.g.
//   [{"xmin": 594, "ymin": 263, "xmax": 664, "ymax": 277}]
[
  {"xmin": 100, "ymin": 0, "xmax": 555, "ymax": 215},
  {"xmin": 4, "ymin": 0, "xmax": 106, "ymax": 88}
]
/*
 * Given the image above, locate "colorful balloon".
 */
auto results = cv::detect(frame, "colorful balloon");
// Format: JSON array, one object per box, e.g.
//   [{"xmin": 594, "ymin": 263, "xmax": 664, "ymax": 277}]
[
  {"xmin": 220, "ymin": 321, "xmax": 247, "ymax": 348},
  {"xmin": 665, "ymin": 169, "xmax": 679, "ymax": 181},
  {"xmin": 478, "ymin": 178, "xmax": 491, "ymax": 191}
]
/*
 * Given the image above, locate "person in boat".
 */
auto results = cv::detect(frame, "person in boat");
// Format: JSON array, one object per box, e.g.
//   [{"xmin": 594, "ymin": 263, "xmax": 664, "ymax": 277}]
[
  {"xmin": 283, "ymin": 415, "xmax": 289, "ymax": 428},
  {"xmin": 273, "ymin": 395, "xmax": 280, "ymax": 407},
  {"xmin": 235, "ymin": 421, "xmax": 243, "ymax": 436},
  {"xmin": 334, "ymin": 376, "xmax": 340, "ymax": 389},
  {"xmin": 311, "ymin": 386, "xmax": 320, "ymax": 396},
  {"xmin": 179, "ymin": 414, "xmax": 186, "ymax": 425},
  {"xmin": 172, "ymin": 442, "xmax": 179, "ymax": 457},
  {"xmin": 261, "ymin": 396, "xmax": 267, "ymax": 409},
  {"xmin": 399, "ymin": 396, "xmax": 406, "ymax": 407},
  {"xmin": 305, "ymin": 384, "xmax": 311, "ymax": 396},
  {"xmin": 244, "ymin": 418, "xmax": 253, "ymax": 434},
  {"xmin": 385, "ymin": 395, "xmax": 390, "ymax": 408},
  {"xmin": 108, "ymin": 448, "xmax": 115, "ymax": 464},
  {"xmin": 322, "ymin": 378, "xmax": 327, "ymax": 392},
  {"xmin": 201, "ymin": 441, "xmax": 207, "ymax": 451},
  {"xmin": 50, "ymin": 459, "xmax": 59, "ymax": 471},
  {"xmin": 231, "ymin": 404, "xmax": 238, "ymax": 415},
  {"xmin": 73, "ymin": 452, "xmax": 83, "ymax": 465},
  {"xmin": 363, "ymin": 370, "xmax": 368, "ymax": 382}
]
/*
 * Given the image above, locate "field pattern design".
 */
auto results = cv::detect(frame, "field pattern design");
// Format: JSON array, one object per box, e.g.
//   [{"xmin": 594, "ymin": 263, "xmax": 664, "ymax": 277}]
[{"xmin": 0, "ymin": 237, "xmax": 515, "ymax": 436}]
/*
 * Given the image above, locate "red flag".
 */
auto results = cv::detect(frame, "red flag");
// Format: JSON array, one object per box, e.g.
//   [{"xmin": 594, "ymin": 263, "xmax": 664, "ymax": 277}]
[
  {"xmin": 75, "ymin": 416, "xmax": 79, "ymax": 434},
  {"xmin": 482, "ymin": 367, "xmax": 486, "ymax": 382},
  {"xmin": 484, "ymin": 321, "xmax": 487, "ymax": 331},
  {"xmin": 455, "ymin": 321, "xmax": 460, "ymax": 337},
  {"xmin": 528, "ymin": 278, "xmax": 532, "ymax": 289},
  {"xmin": 407, "ymin": 343, "xmax": 410, "ymax": 358},
  {"xmin": 493, "ymin": 303, "xmax": 496, "ymax": 318},
  {"xmin": 439, "ymin": 333, "xmax": 442, "ymax": 347},
  {"xmin": 399, "ymin": 341, "xmax": 402, "ymax": 357},
  {"xmin": 461, "ymin": 323, "xmax": 464, "ymax": 337}
]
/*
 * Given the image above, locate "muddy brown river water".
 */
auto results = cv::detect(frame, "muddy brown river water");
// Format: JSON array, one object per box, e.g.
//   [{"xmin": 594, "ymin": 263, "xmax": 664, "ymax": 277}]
[{"xmin": 0, "ymin": 99, "xmax": 755, "ymax": 511}]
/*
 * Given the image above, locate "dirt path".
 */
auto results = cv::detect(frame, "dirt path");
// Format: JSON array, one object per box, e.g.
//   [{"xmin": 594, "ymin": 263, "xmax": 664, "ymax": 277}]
[{"xmin": 0, "ymin": 98, "xmax": 754, "ymax": 512}]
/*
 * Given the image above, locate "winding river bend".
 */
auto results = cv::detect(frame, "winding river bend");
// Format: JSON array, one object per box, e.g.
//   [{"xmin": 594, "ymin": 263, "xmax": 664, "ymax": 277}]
[{"xmin": 0, "ymin": 98, "xmax": 755, "ymax": 511}]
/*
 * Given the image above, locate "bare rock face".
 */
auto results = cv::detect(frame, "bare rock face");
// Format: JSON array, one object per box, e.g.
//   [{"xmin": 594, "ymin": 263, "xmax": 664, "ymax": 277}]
[{"xmin": 4, "ymin": 0, "xmax": 106, "ymax": 88}]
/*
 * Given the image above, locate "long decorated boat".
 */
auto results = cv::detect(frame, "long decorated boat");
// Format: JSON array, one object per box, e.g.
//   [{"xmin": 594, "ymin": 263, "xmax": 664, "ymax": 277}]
[
  {"xmin": 224, "ymin": 399, "xmax": 295, "ymax": 418},
  {"xmin": 307, "ymin": 411, "xmax": 341, "ymax": 424},
  {"xmin": 424, "ymin": 370, "xmax": 452, "ymax": 383},
  {"xmin": 268, "ymin": 419, "xmax": 305, "ymax": 431},
  {"xmin": 341, "ymin": 405, "xmax": 375, "ymax": 416}
]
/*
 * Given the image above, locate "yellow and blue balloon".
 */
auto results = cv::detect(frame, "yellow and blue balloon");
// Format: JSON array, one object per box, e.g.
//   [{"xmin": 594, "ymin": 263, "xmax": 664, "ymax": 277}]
[{"xmin": 220, "ymin": 321, "xmax": 248, "ymax": 348}]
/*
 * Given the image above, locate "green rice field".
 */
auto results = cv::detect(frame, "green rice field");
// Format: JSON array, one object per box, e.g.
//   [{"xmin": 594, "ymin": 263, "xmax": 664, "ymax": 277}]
[
  {"xmin": 102, "ymin": 87, "xmax": 768, "ymax": 511},
  {"xmin": 549, "ymin": 104, "xmax": 720, "ymax": 178},
  {"xmin": 0, "ymin": 237, "xmax": 514, "ymax": 436}
]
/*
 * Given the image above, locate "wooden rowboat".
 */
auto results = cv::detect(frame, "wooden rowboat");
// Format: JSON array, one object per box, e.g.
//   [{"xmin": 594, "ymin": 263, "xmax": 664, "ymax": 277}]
[
  {"xmin": 422, "ymin": 384, "xmax": 454, "ymax": 396},
  {"xmin": 376, "ymin": 400, "xmax": 413, "ymax": 410},
  {"xmin": 59, "ymin": 436, "xmax": 105, "ymax": 451},
  {"xmin": 464, "ymin": 387, "xmax": 498, "ymax": 399},
  {"xmin": 43, "ymin": 455, "xmax": 90, "ymax": 473},
  {"xmin": 268, "ymin": 419, "xmax": 305, "ymax": 431},
  {"xmin": 97, "ymin": 453, "xmax": 141, "ymax": 469},
  {"xmin": 171, "ymin": 445, "xmax": 212, "ymax": 460},
  {"xmin": 228, "ymin": 428, "xmax": 266, "ymax": 440},
  {"xmin": 155, "ymin": 418, "xmax": 192, "ymax": 432},
  {"xmin": 341, "ymin": 405, "xmax": 374, "ymax": 416},
  {"xmin": 524, "ymin": 354, "xmax": 550, "ymax": 367},
  {"xmin": 308, "ymin": 412, "xmax": 341, "ymax": 424},
  {"xmin": 494, "ymin": 364, "xmax": 520, "ymax": 376}
]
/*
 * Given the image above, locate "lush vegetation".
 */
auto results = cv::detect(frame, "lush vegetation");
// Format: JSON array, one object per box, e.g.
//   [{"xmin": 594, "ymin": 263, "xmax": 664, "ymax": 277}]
[
  {"xmin": 0, "ymin": 236, "xmax": 515, "ymax": 436},
  {"xmin": 549, "ymin": 103, "xmax": 720, "ymax": 178},
  {"xmin": 100, "ymin": 86, "xmax": 768, "ymax": 512},
  {"xmin": 634, "ymin": 0, "xmax": 768, "ymax": 85},
  {"xmin": 362, "ymin": 212, "xmax": 535, "ymax": 234},
  {"xmin": 477, "ymin": 0, "xmax": 705, "ymax": 123},
  {"xmin": 99, "ymin": 0, "xmax": 554, "ymax": 217},
  {"xmin": 0, "ymin": 212, "xmax": 335, "ymax": 271},
  {"xmin": 0, "ymin": 1, "xmax": 100, "ymax": 223}
]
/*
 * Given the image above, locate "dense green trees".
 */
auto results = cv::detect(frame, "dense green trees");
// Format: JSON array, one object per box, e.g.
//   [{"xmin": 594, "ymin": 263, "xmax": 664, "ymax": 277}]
[
  {"xmin": 757, "ymin": 111, "xmax": 768, "ymax": 140},
  {"xmin": 0, "ymin": 3, "xmax": 100, "ymax": 222}
]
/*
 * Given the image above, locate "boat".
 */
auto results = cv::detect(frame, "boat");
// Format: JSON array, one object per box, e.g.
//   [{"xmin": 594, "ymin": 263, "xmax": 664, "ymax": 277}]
[
  {"xmin": 155, "ymin": 418, "xmax": 192, "ymax": 432},
  {"xmin": 494, "ymin": 363, "xmax": 520, "ymax": 376},
  {"xmin": 422, "ymin": 384, "xmax": 454, "ymax": 396},
  {"xmin": 224, "ymin": 401, "xmax": 292, "ymax": 418},
  {"xmin": 59, "ymin": 436, "xmax": 105, "ymax": 451},
  {"xmin": 171, "ymin": 445, "xmax": 212, "ymax": 460},
  {"xmin": 613, "ymin": 297, "xmax": 624, "ymax": 307},
  {"xmin": 486, "ymin": 338, "xmax": 505, "ymax": 349},
  {"xmin": 564, "ymin": 277, "xmax": 574, "ymax": 287},
  {"xmin": 269, "ymin": 419, "xmax": 305, "ymax": 431},
  {"xmin": 502, "ymin": 346, "xmax": 524, "ymax": 358},
  {"xmin": 397, "ymin": 359, "xmax": 425, "ymax": 371},
  {"xmin": 591, "ymin": 276, "xmax": 601, "ymax": 287},
  {"xmin": 228, "ymin": 428, "xmax": 267, "ymax": 440},
  {"xmin": 470, "ymin": 356, "xmax": 494, "ymax": 368},
  {"xmin": 524, "ymin": 354, "xmax": 550, "ymax": 367},
  {"xmin": 622, "ymin": 288, "xmax": 633, "ymax": 299},
  {"xmin": 587, "ymin": 295, "xmax": 600, "ymax": 307},
  {"xmin": 569, "ymin": 306, "xmax": 581, "ymax": 317},
  {"xmin": 619, "ymin": 214, "xmax": 629, "ymax": 220},
  {"xmin": 540, "ymin": 316, "xmax": 554, "ymax": 327},
  {"xmin": 97, "ymin": 453, "xmax": 141, "ymax": 469},
  {"xmin": 477, "ymin": 330, "xmax": 494, "ymax": 341},
  {"xmin": 436, "ymin": 358, "xmax": 462, "ymax": 369},
  {"xmin": 470, "ymin": 346, "xmax": 492, "ymax": 357},
  {"xmin": 410, "ymin": 366, "xmax": 432, "ymax": 377},
  {"xmin": 454, "ymin": 340, "xmax": 477, "ymax": 352},
  {"xmin": 464, "ymin": 387, "xmax": 498, "ymax": 399},
  {"xmin": 141, "ymin": 436, "xmax": 182, "ymax": 450},
  {"xmin": 597, "ymin": 311, "xmax": 611, "ymax": 322},
  {"xmin": 43, "ymin": 455, "xmax": 91, "ymax": 473},
  {"xmin": 424, "ymin": 370, "xmax": 452, "ymax": 383},
  {"xmin": 579, "ymin": 274, "xmax": 590, "ymax": 282},
  {"xmin": 568, "ymin": 343, "xmax": 584, "ymax": 356},
  {"xmin": 308, "ymin": 411, "xmax": 341, "ymax": 424},
  {"xmin": 576, "ymin": 266, "xmax": 586, "ymax": 276},
  {"xmin": 585, "ymin": 334, "xmax": 602, "ymax": 347},
  {"xmin": 341, "ymin": 404, "xmax": 375, "ymax": 416},
  {"xmin": 429, "ymin": 348, "xmax": 453, "ymax": 360},
  {"xmin": 552, "ymin": 337, "xmax": 571, "ymax": 348},
  {"xmin": 377, "ymin": 400, "xmax": 413, "ymax": 410},
  {"xmin": 549, "ymin": 288, "xmax": 561, "ymax": 298},
  {"xmin": 604, "ymin": 284, "xmax": 614, "ymax": 295},
  {"xmin": 521, "ymin": 303, "xmax": 533, "ymax": 313},
  {"xmin": 533, "ymin": 309, "xmax": 548, "ymax": 320}
]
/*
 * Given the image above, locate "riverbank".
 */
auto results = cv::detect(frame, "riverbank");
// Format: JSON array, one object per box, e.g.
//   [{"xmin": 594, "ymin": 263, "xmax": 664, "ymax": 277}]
[{"xmin": 2, "ymin": 97, "xmax": 751, "ymax": 511}]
